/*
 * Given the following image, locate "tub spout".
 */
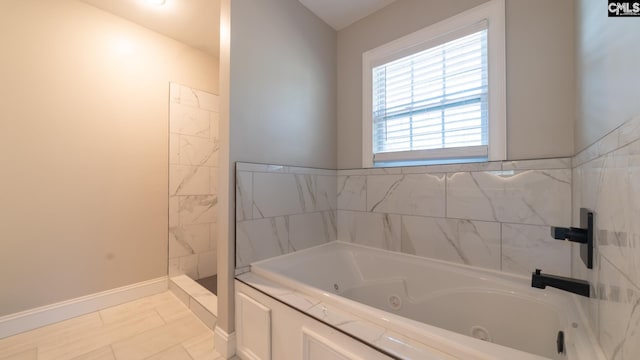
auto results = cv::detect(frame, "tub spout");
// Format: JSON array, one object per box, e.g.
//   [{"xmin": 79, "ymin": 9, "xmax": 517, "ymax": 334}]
[{"xmin": 531, "ymin": 269, "xmax": 590, "ymax": 297}]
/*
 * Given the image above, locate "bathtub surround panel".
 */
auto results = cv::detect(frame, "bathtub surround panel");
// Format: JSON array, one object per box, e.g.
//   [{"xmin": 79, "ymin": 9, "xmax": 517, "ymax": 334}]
[
  {"xmin": 402, "ymin": 216, "xmax": 501, "ymax": 270},
  {"xmin": 235, "ymin": 163, "xmax": 337, "ymax": 269},
  {"xmin": 366, "ymin": 173, "xmax": 446, "ymax": 217},
  {"xmin": 501, "ymin": 223, "xmax": 571, "ymax": 277},
  {"xmin": 597, "ymin": 257, "xmax": 640, "ymax": 360},
  {"xmin": 337, "ymin": 211, "xmax": 402, "ymax": 252},
  {"xmin": 446, "ymin": 169, "xmax": 572, "ymax": 225},
  {"xmin": 572, "ymin": 114, "xmax": 640, "ymax": 359},
  {"xmin": 337, "ymin": 176, "xmax": 367, "ymax": 211},
  {"xmin": 337, "ymin": 160, "xmax": 573, "ymax": 277},
  {"xmin": 252, "ymin": 172, "xmax": 316, "ymax": 217},
  {"xmin": 169, "ymin": 83, "xmax": 219, "ymax": 280},
  {"xmin": 236, "ymin": 216, "xmax": 290, "ymax": 268},
  {"xmin": 236, "ymin": 160, "xmax": 572, "ymax": 280}
]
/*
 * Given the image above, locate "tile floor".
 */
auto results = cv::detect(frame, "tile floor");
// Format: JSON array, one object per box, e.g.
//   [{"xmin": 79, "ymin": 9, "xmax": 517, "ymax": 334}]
[{"xmin": 0, "ymin": 292, "xmax": 235, "ymax": 360}]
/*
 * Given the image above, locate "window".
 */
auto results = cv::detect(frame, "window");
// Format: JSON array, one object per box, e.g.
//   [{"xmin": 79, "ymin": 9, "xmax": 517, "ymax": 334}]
[{"xmin": 362, "ymin": 0, "xmax": 505, "ymax": 167}]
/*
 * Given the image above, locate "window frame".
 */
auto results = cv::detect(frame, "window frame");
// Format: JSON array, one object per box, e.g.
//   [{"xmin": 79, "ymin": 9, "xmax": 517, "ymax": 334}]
[{"xmin": 362, "ymin": 0, "xmax": 506, "ymax": 168}]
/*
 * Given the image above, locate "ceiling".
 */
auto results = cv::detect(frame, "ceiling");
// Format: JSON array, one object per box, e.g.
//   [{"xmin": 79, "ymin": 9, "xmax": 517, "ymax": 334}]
[
  {"xmin": 79, "ymin": 0, "xmax": 397, "ymax": 56},
  {"xmin": 80, "ymin": 0, "xmax": 220, "ymax": 57},
  {"xmin": 298, "ymin": 0, "xmax": 398, "ymax": 30}
]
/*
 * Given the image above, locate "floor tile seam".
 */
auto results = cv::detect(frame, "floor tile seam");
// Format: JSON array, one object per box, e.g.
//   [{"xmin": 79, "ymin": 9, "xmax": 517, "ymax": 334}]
[
  {"xmin": 138, "ymin": 339, "xmax": 198, "ymax": 360},
  {"xmin": 181, "ymin": 332, "xmax": 217, "ymax": 360},
  {"xmin": 109, "ymin": 312, "xmax": 201, "ymax": 354},
  {"xmin": 76, "ymin": 311, "xmax": 172, "ymax": 358},
  {"xmin": 152, "ymin": 308, "xmax": 169, "ymax": 326}
]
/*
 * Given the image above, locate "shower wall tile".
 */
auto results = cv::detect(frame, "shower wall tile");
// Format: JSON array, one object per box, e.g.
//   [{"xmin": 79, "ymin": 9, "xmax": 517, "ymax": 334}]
[
  {"xmin": 367, "ymin": 173, "xmax": 445, "ymax": 217},
  {"xmin": 169, "ymin": 165, "xmax": 210, "ymax": 196},
  {"xmin": 169, "ymin": 134, "xmax": 180, "ymax": 165},
  {"xmin": 337, "ymin": 210, "xmax": 401, "ymax": 252},
  {"xmin": 170, "ymin": 83, "xmax": 219, "ymax": 113},
  {"xmin": 169, "ymin": 83, "xmax": 218, "ymax": 280},
  {"xmin": 169, "ymin": 196, "xmax": 179, "ymax": 228},
  {"xmin": 176, "ymin": 255, "xmax": 199, "ymax": 279},
  {"xmin": 169, "ymin": 103, "xmax": 211, "ymax": 138},
  {"xmin": 446, "ymin": 169, "xmax": 571, "ymax": 226},
  {"xmin": 178, "ymin": 195, "xmax": 217, "ymax": 225},
  {"xmin": 170, "ymin": 223, "xmax": 211, "ymax": 256},
  {"xmin": 179, "ymin": 135, "xmax": 218, "ymax": 167},
  {"xmin": 198, "ymin": 251, "xmax": 217, "ymax": 279},
  {"xmin": 401, "ymin": 216, "xmax": 500, "ymax": 270},
  {"xmin": 501, "ymin": 223, "xmax": 571, "ymax": 277}
]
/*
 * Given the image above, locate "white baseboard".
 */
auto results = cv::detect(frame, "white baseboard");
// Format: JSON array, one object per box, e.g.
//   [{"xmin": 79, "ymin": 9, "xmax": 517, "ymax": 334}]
[
  {"xmin": 214, "ymin": 326, "xmax": 236, "ymax": 358},
  {"xmin": 0, "ymin": 276, "xmax": 168, "ymax": 339}
]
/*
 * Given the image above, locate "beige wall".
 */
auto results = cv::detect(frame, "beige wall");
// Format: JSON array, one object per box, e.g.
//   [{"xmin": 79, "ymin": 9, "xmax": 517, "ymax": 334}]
[
  {"xmin": 0, "ymin": 0, "xmax": 218, "ymax": 316},
  {"xmin": 229, "ymin": 0, "xmax": 337, "ymax": 169},
  {"xmin": 337, "ymin": 0, "xmax": 575, "ymax": 168},
  {"xmin": 575, "ymin": 0, "xmax": 640, "ymax": 151}
]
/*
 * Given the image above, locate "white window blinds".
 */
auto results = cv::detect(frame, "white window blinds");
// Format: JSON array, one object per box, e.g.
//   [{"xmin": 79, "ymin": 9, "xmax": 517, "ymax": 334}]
[{"xmin": 372, "ymin": 25, "xmax": 489, "ymax": 163}]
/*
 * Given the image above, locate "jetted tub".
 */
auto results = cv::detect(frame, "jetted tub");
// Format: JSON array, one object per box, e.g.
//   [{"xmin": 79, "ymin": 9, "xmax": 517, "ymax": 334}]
[{"xmin": 250, "ymin": 241, "xmax": 604, "ymax": 360}]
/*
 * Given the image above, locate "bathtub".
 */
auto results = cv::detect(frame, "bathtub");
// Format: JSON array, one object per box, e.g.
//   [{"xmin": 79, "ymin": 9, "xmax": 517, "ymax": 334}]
[{"xmin": 248, "ymin": 241, "xmax": 604, "ymax": 360}]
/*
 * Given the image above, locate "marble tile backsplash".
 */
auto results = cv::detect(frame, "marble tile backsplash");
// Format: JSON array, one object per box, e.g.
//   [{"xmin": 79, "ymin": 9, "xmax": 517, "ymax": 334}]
[
  {"xmin": 235, "ymin": 163, "xmax": 337, "ymax": 271},
  {"xmin": 572, "ymin": 115, "xmax": 640, "ymax": 360},
  {"xmin": 168, "ymin": 83, "xmax": 219, "ymax": 280}
]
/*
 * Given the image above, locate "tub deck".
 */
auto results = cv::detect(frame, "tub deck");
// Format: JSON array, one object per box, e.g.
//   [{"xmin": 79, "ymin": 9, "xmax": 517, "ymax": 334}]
[{"xmin": 239, "ymin": 241, "xmax": 605, "ymax": 360}]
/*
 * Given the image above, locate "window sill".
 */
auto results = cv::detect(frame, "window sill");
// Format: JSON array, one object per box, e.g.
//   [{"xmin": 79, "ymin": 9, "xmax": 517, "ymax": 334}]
[{"xmin": 374, "ymin": 157, "xmax": 489, "ymax": 168}]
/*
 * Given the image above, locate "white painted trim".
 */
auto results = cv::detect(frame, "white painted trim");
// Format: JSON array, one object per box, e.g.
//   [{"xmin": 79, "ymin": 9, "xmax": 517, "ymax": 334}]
[
  {"xmin": 362, "ymin": 0, "xmax": 507, "ymax": 167},
  {"xmin": 0, "ymin": 276, "xmax": 168, "ymax": 339},
  {"xmin": 485, "ymin": 0, "xmax": 507, "ymax": 161},
  {"xmin": 214, "ymin": 326, "xmax": 237, "ymax": 358},
  {"xmin": 362, "ymin": 56, "xmax": 374, "ymax": 168},
  {"xmin": 302, "ymin": 327, "xmax": 365, "ymax": 360},
  {"xmin": 375, "ymin": 145, "xmax": 488, "ymax": 163}
]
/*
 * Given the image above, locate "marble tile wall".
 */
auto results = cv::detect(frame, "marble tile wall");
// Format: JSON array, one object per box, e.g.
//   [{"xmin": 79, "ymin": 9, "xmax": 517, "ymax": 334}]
[
  {"xmin": 234, "ymin": 158, "xmax": 573, "ymax": 279},
  {"xmin": 168, "ymin": 83, "xmax": 219, "ymax": 280},
  {"xmin": 337, "ymin": 159, "xmax": 574, "ymax": 277},
  {"xmin": 235, "ymin": 163, "xmax": 337, "ymax": 272},
  {"xmin": 572, "ymin": 115, "xmax": 640, "ymax": 360}
]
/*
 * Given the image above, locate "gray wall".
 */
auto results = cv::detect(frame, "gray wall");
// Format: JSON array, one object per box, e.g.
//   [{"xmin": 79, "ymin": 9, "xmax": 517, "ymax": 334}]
[
  {"xmin": 0, "ymin": 0, "xmax": 218, "ymax": 316},
  {"xmin": 575, "ymin": 0, "xmax": 640, "ymax": 151},
  {"xmin": 221, "ymin": 0, "xmax": 337, "ymax": 335},
  {"xmin": 337, "ymin": 0, "xmax": 575, "ymax": 168},
  {"xmin": 230, "ymin": 0, "xmax": 337, "ymax": 169}
]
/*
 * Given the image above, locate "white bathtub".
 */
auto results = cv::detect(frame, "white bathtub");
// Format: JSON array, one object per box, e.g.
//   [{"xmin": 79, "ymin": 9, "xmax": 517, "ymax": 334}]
[{"xmin": 249, "ymin": 241, "xmax": 604, "ymax": 360}]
